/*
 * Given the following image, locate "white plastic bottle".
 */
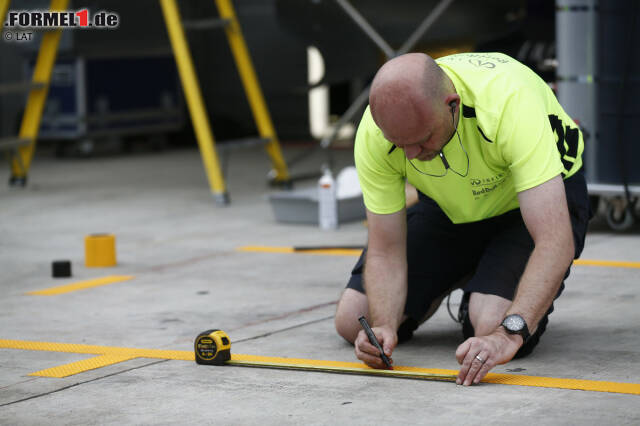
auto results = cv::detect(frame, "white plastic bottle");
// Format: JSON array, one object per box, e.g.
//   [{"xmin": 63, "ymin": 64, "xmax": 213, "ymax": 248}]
[{"xmin": 318, "ymin": 168, "xmax": 338, "ymax": 230}]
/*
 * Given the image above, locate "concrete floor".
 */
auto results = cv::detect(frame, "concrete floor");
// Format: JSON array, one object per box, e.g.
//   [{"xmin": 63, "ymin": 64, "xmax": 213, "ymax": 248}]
[{"xmin": 1, "ymin": 144, "xmax": 639, "ymax": 425}]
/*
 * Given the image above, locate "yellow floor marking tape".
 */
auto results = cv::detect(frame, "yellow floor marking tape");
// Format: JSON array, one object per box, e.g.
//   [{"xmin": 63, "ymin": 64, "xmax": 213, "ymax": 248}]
[
  {"xmin": 0, "ymin": 339, "xmax": 193, "ymax": 361},
  {"xmin": 237, "ymin": 246, "xmax": 640, "ymax": 269},
  {"xmin": 30, "ymin": 354, "xmax": 138, "ymax": 378},
  {"xmin": 1, "ymin": 339, "xmax": 640, "ymax": 394},
  {"xmin": 27, "ymin": 275, "xmax": 135, "ymax": 296},
  {"xmin": 574, "ymin": 259, "xmax": 640, "ymax": 269}
]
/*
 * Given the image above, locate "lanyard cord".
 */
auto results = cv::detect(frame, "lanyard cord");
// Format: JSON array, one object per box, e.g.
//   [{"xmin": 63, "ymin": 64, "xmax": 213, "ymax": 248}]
[{"xmin": 406, "ymin": 110, "xmax": 469, "ymax": 178}]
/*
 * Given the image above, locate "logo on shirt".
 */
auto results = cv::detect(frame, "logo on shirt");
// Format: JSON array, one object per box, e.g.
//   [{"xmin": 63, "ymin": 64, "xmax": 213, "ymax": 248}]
[{"xmin": 470, "ymin": 172, "xmax": 507, "ymax": 199}]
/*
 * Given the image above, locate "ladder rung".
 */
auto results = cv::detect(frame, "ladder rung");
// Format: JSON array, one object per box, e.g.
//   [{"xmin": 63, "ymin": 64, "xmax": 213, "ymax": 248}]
[
  {"xmin": 83, "ymin": 108, "xmax": 183, "ymax": 124},
  {"xmin": 182, "ymin": 18, "xmax": 230, "ymax": 31},
  {"xmin": 82, "ymin": 123, "xmax": 181, "ymax": 139},
  {"xmin": 0, "ymin": 137, "xmax": 32, "ymax": 150},
  {"xmin": 217, "ymin": 137, "xmax": 271, "ymax": 150},
  {"xmin": 0, "ymin": 81, "xmax": 47, "ymax": 95}
]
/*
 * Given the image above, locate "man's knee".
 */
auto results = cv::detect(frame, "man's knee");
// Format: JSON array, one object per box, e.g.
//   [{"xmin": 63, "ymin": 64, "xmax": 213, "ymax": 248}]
[
  {"xmin": 335, "ymin": 288, "xmax": 368, "ymax": 344},
  {"xmin": 468, "ymin": 292, "xmax": 511, "ymax": 336}
]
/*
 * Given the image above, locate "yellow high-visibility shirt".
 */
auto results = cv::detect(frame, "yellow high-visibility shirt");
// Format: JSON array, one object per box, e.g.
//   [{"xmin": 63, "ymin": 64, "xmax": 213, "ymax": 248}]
[{"xmin": 355, "ymin": 52, "xmax": 584, "ymax": 223}]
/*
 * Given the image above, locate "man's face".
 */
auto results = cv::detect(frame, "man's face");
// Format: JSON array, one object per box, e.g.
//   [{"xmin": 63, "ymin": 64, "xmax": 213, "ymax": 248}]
[{"xmin": 382, "ymin": 106, "xmax": 455, "ymax": 162}]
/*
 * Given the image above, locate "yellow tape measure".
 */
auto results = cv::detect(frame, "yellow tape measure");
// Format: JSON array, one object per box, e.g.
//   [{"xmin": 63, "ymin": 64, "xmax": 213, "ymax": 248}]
[
  {"xmin": 193, "ymin": 329, "xmax": 455, "ymax": 381},
  {"xmin": 194, "ymin": 329, "xmax": 231, "ymax": 365},
  {"xmin": 191, "ymin": 330, "xmax": 640, "ymax": 394}
]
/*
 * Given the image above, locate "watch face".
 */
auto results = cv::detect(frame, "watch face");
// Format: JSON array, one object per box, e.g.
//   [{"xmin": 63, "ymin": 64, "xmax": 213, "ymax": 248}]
[{"xmin": 504, "ymin": 315, "xmax": 525, "ymax": 332}]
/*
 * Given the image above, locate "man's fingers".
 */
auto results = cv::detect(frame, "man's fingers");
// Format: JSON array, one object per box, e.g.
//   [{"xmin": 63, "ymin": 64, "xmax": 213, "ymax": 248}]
[
  {"xmin": 455, "ymin": 339, "xmax": 471, "ymax": 364},
  {"xmin": 353, "ymin": 327, "xmax": 397, "ymax": 369},
  {"xmin": 463, "ymin": 350, "xmax": 489, "ymax": 386},
  {"xmin": 364, "ymin": 342, "xmax": 380, "ymax": 356},
  {"xmin": 382, "ymin": 344, "xmax": 393, "ymax": 356},
  {"xmin": 373, "ymin": 328, "xmax": 397, "ymax": 356},
  {"xmin": 358, "ymin": 329, "xmax": 395, "ymax": 358},
  {"xmin": 455, "ymin": 338, "xmax": 474, "ymax": 384},
  {"xmin": 354, "ymin": 330, "xmax": 395, "ymax": 369},
  {"xmin": 356, "ymin": 338, "xmax": 383, "ymax": 357},
  {"xmin": 356, "ymin": 349, "xmax": 382, "ymax": 367},
  {"xmin": 456, "ymin": 339, "xmax": 483, "ymax": 385},
  {"xmin": 473, "ymin": 358, "xmax": 494, "ymax": 384},
  {"xmin": 355, "ymin": 344, "xmax": 389, "ymax": 368},
  {"xmin": 456, "ymin": 350, "xmax": 473, "ymax": 384},
  {"xmin": 456, "ymin": 332, "xmax": 521, "ymax": 385}
]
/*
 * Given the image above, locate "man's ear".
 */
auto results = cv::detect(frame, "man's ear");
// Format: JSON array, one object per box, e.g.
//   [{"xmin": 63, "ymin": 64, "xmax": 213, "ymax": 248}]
[{"xmin": 445, "ymin": 94, "xmax": 460, "ymax": 114}]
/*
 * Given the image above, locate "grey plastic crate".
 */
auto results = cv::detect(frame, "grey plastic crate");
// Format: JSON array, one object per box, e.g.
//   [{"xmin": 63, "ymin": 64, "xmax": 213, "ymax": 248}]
[{"xmin": 268, "ymin": 187, "xmax": 366, "ymax": 225}]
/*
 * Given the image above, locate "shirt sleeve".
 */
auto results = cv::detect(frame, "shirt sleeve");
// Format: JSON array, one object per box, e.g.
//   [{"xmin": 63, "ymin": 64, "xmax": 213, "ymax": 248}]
[
  {"xmin": 498, "ymin": 88, "xmax": 564, "ymax": 192},
  {"xmin": 354, "ymin": 112, "xmax": 406, "ymax": 214}
]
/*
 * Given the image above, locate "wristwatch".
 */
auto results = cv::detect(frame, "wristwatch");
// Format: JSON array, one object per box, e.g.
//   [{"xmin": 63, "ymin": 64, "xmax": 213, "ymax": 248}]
[{"xmin": 501, "ymin": 314, "xmax": 531, "ymax": 343}]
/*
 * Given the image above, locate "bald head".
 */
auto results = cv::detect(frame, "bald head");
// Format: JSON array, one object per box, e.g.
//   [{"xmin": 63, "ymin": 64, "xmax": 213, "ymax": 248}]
[{"xmin": 369, "ymin": 53, "xmax": 453, "ymax": 143}]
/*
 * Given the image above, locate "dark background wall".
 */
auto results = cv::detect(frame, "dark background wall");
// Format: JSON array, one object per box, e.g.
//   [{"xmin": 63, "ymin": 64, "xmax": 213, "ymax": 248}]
[
  {"xmin": 6, "ymin": 0, "xmax": 623, "ymax": 154},
  {"xmin": 1, "ymin": 0, "xmax": 533, "ymax": 144},
  {"xmin": 597, "ymin": 0, "xmax": 640, "ymax": 184}
]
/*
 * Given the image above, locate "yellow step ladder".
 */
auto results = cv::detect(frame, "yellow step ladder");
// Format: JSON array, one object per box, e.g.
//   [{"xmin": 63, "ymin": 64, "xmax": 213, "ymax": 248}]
[
  {"xmin": 160, "ymin": 0, "xmax": 290, "ymax": 204},
  {"xmin": 1, "ymin": 0, "xmax": 68, "ymax": 186},
  {"xmin": 1, "ymin": 0, "xmax": 290, "ymax": 205}
]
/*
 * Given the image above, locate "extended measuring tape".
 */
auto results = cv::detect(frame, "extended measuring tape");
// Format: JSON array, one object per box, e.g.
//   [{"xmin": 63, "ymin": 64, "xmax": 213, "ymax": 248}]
[
  {"xmin": 194, "ymin": 329, "xmax": 456, "ymax": 382},
  {"xmin": 194, "ymin": 330, "xmax": 640, "ymax": 394}
]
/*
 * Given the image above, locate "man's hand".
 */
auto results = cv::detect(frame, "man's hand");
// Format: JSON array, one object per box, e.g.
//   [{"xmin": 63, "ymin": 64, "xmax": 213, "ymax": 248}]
[
  {"xmin": 455, "ymin": 327, "xmax": 523, "ymax": 385},
  {"xmin": 354, "ymin": 324, "xmax": 397, "ymax": 369}
]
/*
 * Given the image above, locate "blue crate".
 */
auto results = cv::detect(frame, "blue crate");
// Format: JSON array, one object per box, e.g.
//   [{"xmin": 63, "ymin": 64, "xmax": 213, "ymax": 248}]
[{"xmin": 27, "ymin": 55, "xmax": 183, "ymax": 140}]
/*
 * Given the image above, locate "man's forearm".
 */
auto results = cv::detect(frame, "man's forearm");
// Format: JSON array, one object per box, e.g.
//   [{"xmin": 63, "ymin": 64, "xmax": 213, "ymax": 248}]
[
  {"xmin": 507, "ymin": 236, "xmax": 574, "ymax": 332},
  {"xmin": 363, "ymin": 251, "xmax": 407, "ymax": 330}
]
